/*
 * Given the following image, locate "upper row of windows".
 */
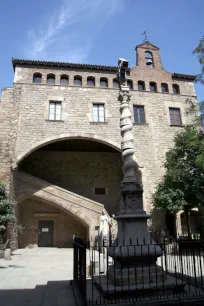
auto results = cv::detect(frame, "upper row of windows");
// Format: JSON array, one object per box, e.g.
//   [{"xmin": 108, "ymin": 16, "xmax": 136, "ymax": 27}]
[{"xmin": 33, "ymin": 73, "xmax": 180, "ymax": 94}]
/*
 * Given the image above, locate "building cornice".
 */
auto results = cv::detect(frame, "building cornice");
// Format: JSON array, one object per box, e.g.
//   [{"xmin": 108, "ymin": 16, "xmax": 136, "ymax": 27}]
[
  {"xmin": 172, "ymin": 72, "xmax": 196, "ymax": 81},
  {"xmin": 12, "ymin": 58, "xmax": 118, "ymax": 72}
]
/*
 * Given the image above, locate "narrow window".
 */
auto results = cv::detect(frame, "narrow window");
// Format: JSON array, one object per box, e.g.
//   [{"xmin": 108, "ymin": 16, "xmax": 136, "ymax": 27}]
[
  {"xmin": 127, "ymin": 80, "xmax": 133, "ymax": 90},
  {"xmin": 169, "ymin": 108, "xmax": 182, "ymax": 126},
  {"xmin": 74, "ymin": 76, "xmax": 82, "ymax": 86},
  {"xmin": 33, "ymin": 73, "xmax": 42, "ymax": 84},
  {"xmin": 133, "ymin": 106, "xmax": 145, "ymax": 124},
  {"xmin": 145, "ymin": 51, "xmax": 153, "ymax": 68},
  {"xmin": 150, "ymin": 82, "xmax": 157, "ymax": 92},
  {"xmin": 113, "ymin": 78, "xmax": 119, "ymax": 89},
  {"xmin": 95, "ymin": 188, "xmax": 106, "ymax": 195},
  {"xmin": 161, "ymin": 83, "xmax": 169, "ymax": 93},
  {"xmin": 87, "ymin": 77, "xmax": 95, "ymax": 87},
  {"xmin": 60, "ymin": 75, "xmax": 69, "ymax": 85},
  {"xmin": 49, "ymin": 102, "xmax": 62, "ymax": 121},
  {"xmin": 47, "ymin": 74, "xmax": 55, "ymax": 85},
  {"xmin": 138, "ymin": 81, "xmax": 145, "ymax": 91},
  {"xmin": 173, "ymin": 84, "xmax": 180, "ymax": 94},
  {"xmin": 93, "ymin": 104, "xmax": 105, "ymax": 122},
  {"xmin": 100, "ymin": 78, "xmax": 108, "ymax": 88}
]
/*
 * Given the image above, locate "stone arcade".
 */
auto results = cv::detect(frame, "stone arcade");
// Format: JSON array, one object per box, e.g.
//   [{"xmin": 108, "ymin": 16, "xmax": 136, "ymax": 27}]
[{"xmin": 0, "ymin": 40, "xmax": 198, "ymax": 249}]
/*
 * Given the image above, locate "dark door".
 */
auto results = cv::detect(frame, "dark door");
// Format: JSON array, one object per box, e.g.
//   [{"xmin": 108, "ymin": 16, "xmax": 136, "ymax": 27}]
[{"xmin": 38, "ymin": 220, "xmax": 54, "ymax": 247}]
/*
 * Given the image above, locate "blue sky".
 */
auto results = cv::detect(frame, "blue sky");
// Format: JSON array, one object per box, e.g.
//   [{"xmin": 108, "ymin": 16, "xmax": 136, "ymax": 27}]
[{"xmin": 0, "ymin": 0, "xmax": 203, "ymax": 101}]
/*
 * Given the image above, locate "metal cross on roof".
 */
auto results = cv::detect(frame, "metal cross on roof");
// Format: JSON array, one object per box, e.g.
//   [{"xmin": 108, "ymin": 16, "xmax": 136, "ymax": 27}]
[{"xmin": 141, "ymin": 29, "xmax": 148, "ymax": 42}]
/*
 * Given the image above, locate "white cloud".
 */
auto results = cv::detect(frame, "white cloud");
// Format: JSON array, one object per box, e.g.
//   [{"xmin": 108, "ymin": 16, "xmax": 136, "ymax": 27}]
[{"xmin": 24, "ymin": 0, "xmax": 123, "ymax": 63}]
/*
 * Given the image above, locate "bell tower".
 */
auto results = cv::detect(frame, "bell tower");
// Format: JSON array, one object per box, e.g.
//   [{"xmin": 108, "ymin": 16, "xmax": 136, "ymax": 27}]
[{"xmin": 135, "ymin": 40, "xmax": 163, "ymax": 70}]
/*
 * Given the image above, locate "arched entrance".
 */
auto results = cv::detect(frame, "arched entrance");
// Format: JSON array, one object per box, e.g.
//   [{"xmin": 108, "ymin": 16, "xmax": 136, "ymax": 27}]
[{"xmin": 16, "ymin": 136, "xmax": 137, "ymax": 247}]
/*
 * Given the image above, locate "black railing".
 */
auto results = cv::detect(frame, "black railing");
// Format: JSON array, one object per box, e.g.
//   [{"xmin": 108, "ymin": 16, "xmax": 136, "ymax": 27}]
[{"xmin": 73, "ymin": 237, "xmax": 204, "ymax": 305}]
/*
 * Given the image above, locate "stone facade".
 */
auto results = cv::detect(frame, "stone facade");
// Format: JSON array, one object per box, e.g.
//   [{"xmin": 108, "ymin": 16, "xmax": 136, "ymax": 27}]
[{"xmin": 0, "ymin": 41, "xmax": 197, "ymax": 248}]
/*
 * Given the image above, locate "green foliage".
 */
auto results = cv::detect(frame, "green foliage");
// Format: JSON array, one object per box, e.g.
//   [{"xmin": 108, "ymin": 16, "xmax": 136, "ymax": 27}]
[
  {"xmin": 0, "ymin": 182, "xmax": 16, "ymax": 244},
  {"xmin": 193, "ymin": 36, "xmax": 204, "ymax": 84},
  {"xmin": 153, "ymin": 126, "xmax": 204, "ymax": 213}
]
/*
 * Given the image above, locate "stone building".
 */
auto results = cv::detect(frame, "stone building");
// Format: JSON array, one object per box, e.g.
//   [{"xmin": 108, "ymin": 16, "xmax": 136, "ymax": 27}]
[{"xmin": 0, "ymin": 40, "xmax": 197, "ymax": 249}]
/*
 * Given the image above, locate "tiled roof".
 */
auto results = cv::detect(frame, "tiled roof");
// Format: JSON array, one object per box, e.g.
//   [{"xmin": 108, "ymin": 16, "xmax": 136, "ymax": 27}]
[
  {"xmin": 172, "ymin": 73, "xmax": 196, "ymax": 81},
  {"xmin": 12, "ymin": 58, "xmax": 118, "ymax": 72}
]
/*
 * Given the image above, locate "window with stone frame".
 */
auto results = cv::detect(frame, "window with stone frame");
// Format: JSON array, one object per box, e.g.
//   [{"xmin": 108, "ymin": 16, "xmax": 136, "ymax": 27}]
[
  {"xmin": 138, "ymin": 80, "xmax": 145, "ymax": 91},
  {"xmin": 74, "ymin": 75, "xmax": 82, "ymax": 86},
  {"xmin": 100, "ymin": 78, "xmax": 108, "ymax": 88},
  {"xmin": 127, "ymin": 79, "xmax": 133, "ymax": 90},
  {"xmin": 60, "ymin": 75, "xmax": 69, "ymax": 85},
  {"xmin": 95, "ymin": 188, "xmax": 106, "ymax": 195},
  {"xmin": 49, "ymin": 102, "xmax": 62, "ymax": 121},
  {"xmin": 47, "ymin": 74, "xmax": 55, "ymax": 85},
  {"xmin": 172, "ymin": 84, "xmax": 180, "ymax": 95},
  {"xmin": 169, "ymin": 108, "xmax": 182, "ymax": 126},
  {"xmin": 161, "ymin": 83, "xmax": 169, "ymax": 93},
  {"xmin": 33, "ymin": 73, "xmax": 42, "ymax": 84},
  {"xmin": 150, "ymin": 82, "xmax": 157, "ymax": 92},
  {"xmin": 87, "ymin": 76, "xmax": 95, "ymax": 87},
  {"xmin": 133, "ymin": 105, "xmax": 145, "ymax": 124},
  {"xmin": 93, "ymin": 104, "xmax": 105, "ymax": 122}
]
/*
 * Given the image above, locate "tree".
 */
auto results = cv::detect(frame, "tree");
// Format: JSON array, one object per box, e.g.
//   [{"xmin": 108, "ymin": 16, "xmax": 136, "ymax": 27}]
[
  {"xmin": 153, "ymin": 127, "xmax": 204, "ymax": 239},
  {"xmin": 0, "ymin": 182, "xmax": 16, "ymax": 245},
  {"xmin": 153, "ymin": 38, "xmax": 204, "ymax": 239},
  {"xmin": 193, "ymin": 36, "xmax": 204, "ymax": 84}
]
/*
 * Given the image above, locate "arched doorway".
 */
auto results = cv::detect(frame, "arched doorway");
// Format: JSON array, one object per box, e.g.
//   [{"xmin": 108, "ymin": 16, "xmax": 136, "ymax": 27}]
[{"xmin": 19, "ymin": 197, "xmax": 88, "ymax": 248}]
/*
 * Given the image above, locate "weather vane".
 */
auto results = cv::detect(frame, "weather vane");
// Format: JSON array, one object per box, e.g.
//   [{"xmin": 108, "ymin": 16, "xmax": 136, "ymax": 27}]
[{"xmin": 141, "ymin": 29, "xmax": 148, "ymax": 42}]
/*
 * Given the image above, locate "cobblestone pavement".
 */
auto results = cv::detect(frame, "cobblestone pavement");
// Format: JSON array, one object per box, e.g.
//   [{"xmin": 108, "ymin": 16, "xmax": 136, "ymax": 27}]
[{"xmin": 0, "ymin": 248, "xmax": 77, "ymax": 306}]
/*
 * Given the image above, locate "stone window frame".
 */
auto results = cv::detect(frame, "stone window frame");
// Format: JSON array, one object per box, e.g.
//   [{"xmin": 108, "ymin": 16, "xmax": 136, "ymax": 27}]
[
  {"xmin": 74, "ymin": 75, "xmax": 82, "ymax": 86},
  {"xmin": 138, "ymin": 80, "xmax": 145, "ymax": 91},
  {"xmin": 44, "ymin": 96, "xmax": 65, "ymax": 121},
  {"xmin": 161, "ymin": 83, "xmax": 169, "ymax": 94},
  {"xmin": 87, "ymin": 76, "xmax": 95, "ymax": 87},
  {"xmin": 60, "ymin": 74, "xmax": 69, "ymax": 86},
  {"xmin": 100, "ymin": 77, "xmax": 108, "ymax": 88},
  {"xmin": 33, "ymin": 72, "xmax": 42, "ymax": 84},
  {"xmin": 133, "ymin": 105, "xmax": 146, "ymax": 124},
  {"xmin": 88, "ymin": 98, "xmax": 109, "ymax": 123},
  {"xmin": 47, "ymin": 73, "xmax": 56, "ymax": 85},
  {"xmin": 169, "ymin": 107, "xmax": 182, "ymax": 126},
  {"xmin": 149, "ymin": 81, "xmax": 157, "ymax": 92},
  {"xmin": 127, "ymin": 79, "xmax": 133, "ymax": 90},
  {"xmin": 92, "ymin": 103, "xmax": 105, "ymax": 122},
  {"xmin": 172, "ymin": 84, "xmax": 180, "ymax": 95}
]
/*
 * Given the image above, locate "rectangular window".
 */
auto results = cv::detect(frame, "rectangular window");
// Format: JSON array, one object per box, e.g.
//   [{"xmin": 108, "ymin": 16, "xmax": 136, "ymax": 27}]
[
  {"xmin": 95, "ymin": 188, "xmax": 106, "ymax": 195},
  {"xmin": 49, "ymin": 102, "xmax": 62, "ymax": 121},
  {"xmin": 169, "ymin": 108, "xmax": 182, "ymax": 126},
  {"xmin": 134, "ymin": 106, "xmax": 145, "ymax": 124},
  {"xmin": 93, "ymin": 104, "xmax": 105, "ymax": 122}
]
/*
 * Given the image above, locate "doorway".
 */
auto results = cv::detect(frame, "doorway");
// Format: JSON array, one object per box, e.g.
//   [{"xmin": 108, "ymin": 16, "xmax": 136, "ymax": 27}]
[{"xmin": 38, "ymin": 220, "xmax": 54, "ymax": 247}]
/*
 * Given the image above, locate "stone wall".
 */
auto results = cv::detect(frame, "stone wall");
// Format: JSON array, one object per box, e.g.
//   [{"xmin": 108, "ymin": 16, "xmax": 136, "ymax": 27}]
[
  {"xmin": 20, "ymin": 151, "xmax": 123, "ymax": 216},
  {"xmin": 19, "ymin": 198, "xmax": 87, "ymax": 248}
]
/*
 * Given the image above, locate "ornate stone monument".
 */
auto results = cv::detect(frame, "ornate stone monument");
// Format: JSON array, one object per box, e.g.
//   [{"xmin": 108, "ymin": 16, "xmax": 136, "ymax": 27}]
[{"xmin": 95, "ymin": 58, "xmax": 184, "ymax": 297}]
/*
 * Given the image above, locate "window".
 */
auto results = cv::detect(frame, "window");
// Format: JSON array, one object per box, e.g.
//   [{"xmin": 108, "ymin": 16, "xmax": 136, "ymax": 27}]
[
  {"xmin": 74, "ymin": 76, "xmax": 82, "ymax": 86},
  {"xmin": 150, "ymin": 82, "xmax": 157, "ymax": 92},
  {"xmin": 173, "ymin": 84, "xmax": 180, "ymax": 94},
  {"xmin": 87, "ymin": 77, "xmax": 95, "ymax": 87},
  {"xmin": 169, "ymin": 108, "xmax": 182, "ymax": 126},
  {"xmin": 33, "ymin": 73, "xmax": 42, "ymax": 84},
  {"xmin": 138, "ymin": 81, "xmax": 145, "ymax": 91},
  {"xmin": 127, "ymin": 80, "xmax": 133, "ymax": 90},
  {"xmin": 47, "ymin": 74, "xmax": 55, "ymax": 85},
  {"xmin": 113, "ymin": 78, "xmax": 119, "ymax": 89},
  {"xmin": 60, "ymin": 75, "xmax": 69, "ymax": 85},
  {"xmin": 134, "ymin": 106, "xmax": 145, "ymax": 124},
  {"xmin": 100, "ymin": 78, "xmax": 108, "ymax": 88},
  {"xmin": 95, "ymin": 188, "xmax": 106, "ymax": 195},
  {"xmin": 161, "ymin": 83, "xmax": 169, "ymax": 93},
  {"xmin": 145, "ymin": 51, "xmax": 153, "ymax": 68},
  {"xmin": 49, "ymin": 102, "xmax": 62, "ymax": 120},
  {"xmin": 93, "ymin": 104, "xmax": 105, "ymax": 122}
]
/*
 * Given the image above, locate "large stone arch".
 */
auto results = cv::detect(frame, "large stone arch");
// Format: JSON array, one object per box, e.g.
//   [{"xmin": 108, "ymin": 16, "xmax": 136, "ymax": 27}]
[{"xmin": 14, "ymin": 133, "xmax": 125, "ymax": 167}]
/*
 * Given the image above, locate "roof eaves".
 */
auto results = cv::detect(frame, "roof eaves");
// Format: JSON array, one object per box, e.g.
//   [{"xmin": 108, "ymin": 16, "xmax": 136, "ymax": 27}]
[
  {"xmin": 172, "ymin": 73, "xmax": 196, "ymax": 81},
  {"xmin": 12, "ymin": 58, "xmax": 119, "ymax": 72}
]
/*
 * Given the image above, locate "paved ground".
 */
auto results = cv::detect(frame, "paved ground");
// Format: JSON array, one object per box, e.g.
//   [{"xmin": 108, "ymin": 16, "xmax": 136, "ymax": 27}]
[{"xmin": 0, "ymin": 248, "xmax": 77, "ymax": 306}]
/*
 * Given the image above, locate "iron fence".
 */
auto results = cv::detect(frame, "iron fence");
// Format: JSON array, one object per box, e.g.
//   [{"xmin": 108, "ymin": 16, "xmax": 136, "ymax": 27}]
[{"xmin": 73, "ymin": 237, "xmax": 204, "ymax": 305}]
